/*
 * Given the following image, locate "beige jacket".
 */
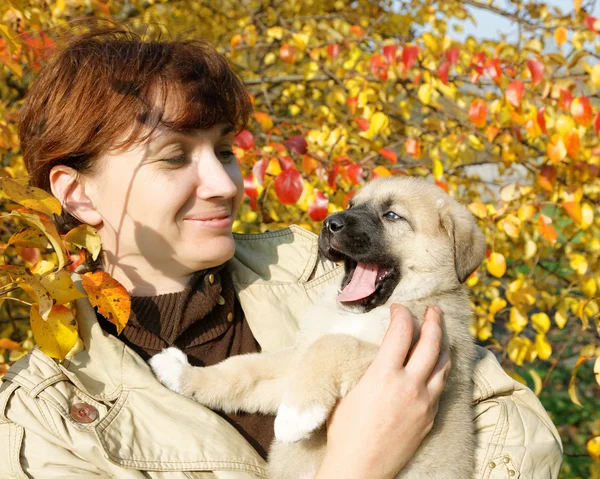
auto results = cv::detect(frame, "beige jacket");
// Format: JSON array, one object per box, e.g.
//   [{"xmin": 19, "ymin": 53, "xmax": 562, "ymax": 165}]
[{"xmin": 0, "ymin": 226, "xmax": 562, "ymax": 478}]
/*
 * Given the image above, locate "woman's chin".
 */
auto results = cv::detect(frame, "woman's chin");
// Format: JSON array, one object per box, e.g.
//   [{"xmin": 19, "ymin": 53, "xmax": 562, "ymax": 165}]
[{"xmin": 181, "ymin": 236, "xmax": 236, "ymax": 269}]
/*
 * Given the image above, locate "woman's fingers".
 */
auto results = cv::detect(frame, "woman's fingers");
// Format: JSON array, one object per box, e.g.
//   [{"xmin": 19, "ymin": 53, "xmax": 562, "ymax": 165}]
[
  {"xmin": 404, "ymin": 306, "xmax": 443, "ymax": 381},
  {"xmin": 371, "ymin": 304, "xmax": 414, "ymax": 371},
  {"xmin": 426, "ymin": 349, "xmax": 451, "ymax": 399}
]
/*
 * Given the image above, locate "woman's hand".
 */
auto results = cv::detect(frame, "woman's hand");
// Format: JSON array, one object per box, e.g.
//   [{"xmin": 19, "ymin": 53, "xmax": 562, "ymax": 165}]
[{"xmin": 315, "ymin": 304, "xmax": 451, "ymax": 479}]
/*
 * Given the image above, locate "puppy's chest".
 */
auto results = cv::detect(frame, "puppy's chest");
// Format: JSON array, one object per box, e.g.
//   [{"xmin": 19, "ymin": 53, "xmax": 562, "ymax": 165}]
[{"xmin": 298, "ymin": 303, "xmax": 390, "ymax": 346}]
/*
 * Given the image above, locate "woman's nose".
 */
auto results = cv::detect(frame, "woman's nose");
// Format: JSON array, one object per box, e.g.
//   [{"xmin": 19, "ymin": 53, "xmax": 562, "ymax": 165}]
[{"xmin": 195, "ymin": 152, "xmax": 239, "ymax": 199}]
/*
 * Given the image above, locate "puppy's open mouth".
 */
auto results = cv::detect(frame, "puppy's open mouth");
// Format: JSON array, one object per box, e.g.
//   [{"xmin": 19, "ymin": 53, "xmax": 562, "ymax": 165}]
[{"xmin": 325, "ymin": 248, "xmax": 400, "ymax": 310}]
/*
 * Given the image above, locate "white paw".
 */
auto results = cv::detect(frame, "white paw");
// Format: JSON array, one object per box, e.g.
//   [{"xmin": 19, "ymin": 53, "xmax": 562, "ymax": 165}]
[
  {"xmin": 274, "ymin": 403, "xmax": 328, "ymax": 443},
  {"xmin": 148, "ymin": 347, "xmax": 190, "ymax": 393}
]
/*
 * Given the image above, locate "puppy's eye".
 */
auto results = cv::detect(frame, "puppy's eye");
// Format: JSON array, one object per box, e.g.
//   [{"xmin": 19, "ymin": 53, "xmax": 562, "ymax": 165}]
[{"xmin": 383, "ymin": 211, "xmax": 404, "ymax": 221}]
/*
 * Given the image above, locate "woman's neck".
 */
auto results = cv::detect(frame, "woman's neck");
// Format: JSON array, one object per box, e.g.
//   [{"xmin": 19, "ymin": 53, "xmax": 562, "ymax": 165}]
[{"xmin": 102, "ymin": 261, "xmax": 194, "ymax": 297}]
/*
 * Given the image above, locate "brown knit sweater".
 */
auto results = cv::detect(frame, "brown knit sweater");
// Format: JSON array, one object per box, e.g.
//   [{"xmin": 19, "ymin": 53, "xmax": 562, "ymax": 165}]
[{"xmin": 97, "ymin": 265, "xmax": 275, "ymax": 460}]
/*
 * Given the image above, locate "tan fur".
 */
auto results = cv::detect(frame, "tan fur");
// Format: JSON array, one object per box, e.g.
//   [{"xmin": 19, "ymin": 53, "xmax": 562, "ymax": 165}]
[{"xmin": 155, "ymin": 177, "xmax": 486, "ymax": 479}]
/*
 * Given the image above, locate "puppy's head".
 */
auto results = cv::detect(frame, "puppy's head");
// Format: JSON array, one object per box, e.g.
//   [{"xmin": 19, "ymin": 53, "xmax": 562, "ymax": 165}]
[{"xmin": 318, "ymin": 176, "xmax": 486, "ymax": 312}]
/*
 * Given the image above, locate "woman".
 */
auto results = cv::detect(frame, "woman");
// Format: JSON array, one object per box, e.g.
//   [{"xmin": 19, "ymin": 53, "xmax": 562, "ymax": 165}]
[{"xmin": 0, "ymin": 26, "xmax": 562, "ymax": 478}]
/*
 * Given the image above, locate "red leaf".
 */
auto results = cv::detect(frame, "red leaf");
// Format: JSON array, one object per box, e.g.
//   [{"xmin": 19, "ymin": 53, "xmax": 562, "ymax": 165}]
[
  {"xmin": 243, "ymin": 174, "xmax": 259, "ymax": 199},
  {"xmin": 445, "ymin": 48, "xmax": 459, "ymax": 65},
  {"xmin": 402, "ymin": 45, "xmax": 419, "ymax": 70},
  {"xmin": 527, "ymin": 58, "xmax": 544, "ymax": 87},
  {"xmin": 585, "ymin": 16, "xmax": 600, "ymax": 32},
  {"xmin": 274, "ymin": 169, "xmax": 303, "ymax": 205},
  {"xmin": 469, "ymin": 99, "xmax": 487, "ymax": 128},
  {"xmin": 383, "ymin": 44, "xmax": 397, "ymax": 65},
  {"xmin": 439, "ymin": 61, "xmax": 450, "ymax": 85},
  {"xmin": 328, "ymin": 163, "xmax": 339, "ymax": 189},
  {"xmin": 354, "ymin": 117, "xmax": 370, "ymax": 131},
  {"xmin": 345, "ymin": 164, "xmax": 363, "ymax": 185},
  {"xmin": 343, "ymin": 191, "xmax": 356, "ymax": 208},
  {"xmin": 595, "ymin": 111, "xmax": 600, "ymax": 134},
  {"xmin": 559, "ymin": 89, "xmax": 573, "ymax": 112},
  {"xmin": 370, "ymin": 54, "xmax": 388, "ymax": 80},
  {"xmin": 571, "ymin": 96, "xmax": 593, "ymax": 127},
  {"xmin": 379, "ymin": 148, "xmax": 397, "ymax": 164},
  {"xmin": 347, "ymin": 96, "xmax": 358, "ymax": 114},
  {"xmin": 234, "ymin": 130, "xmax": 255, "ymax": 150},
  {"xmin": 18, "ymin": 247, "xmax": 40, "ymax": 264},
  {"xmin": 327, "ymin": 44, "xmax": 341, "ymax": 60},
  {"xmin": 506, "ymin": 81, "xmax": 525, "ymax": 108},
  {"xmin": 537, "ymin": 107, "xmax": 547, "ymax": 134},
  {"xmin": 308, "ymin": 190, "xmax": 329, "ymax": 222},
  {"xmin": 278, "ymin": 156, "xmax": 295, "ymax": 170},
  {"xmin": 284, "ymin": 135, "xmax": 308, "ymax": 154},
  {"xmin": 484, "ymin": 58, "xmax": 502, "ymax": 84},
  {"xmin": 252, "ymin": 158, "xmax": 267, "ymax": 185}
]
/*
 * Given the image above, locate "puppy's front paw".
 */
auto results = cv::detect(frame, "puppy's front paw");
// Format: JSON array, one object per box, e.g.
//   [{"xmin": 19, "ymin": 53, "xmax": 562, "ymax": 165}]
[
  {"xmin": 148, "ymin": 347, "xmax": 190, "ymax": 393},
  {"xmin": 274, "ymin": 403, "xmax": 328, "ymax": 443}
]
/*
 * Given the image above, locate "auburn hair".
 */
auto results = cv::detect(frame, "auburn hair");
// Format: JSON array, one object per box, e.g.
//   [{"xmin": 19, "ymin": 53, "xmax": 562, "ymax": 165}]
[{"xmin": 19, "ymin": 24, "xmax": 252, "ymax": 235}]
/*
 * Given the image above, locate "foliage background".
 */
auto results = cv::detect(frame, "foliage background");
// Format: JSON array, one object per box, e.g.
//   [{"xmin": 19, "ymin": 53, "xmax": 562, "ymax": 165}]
[{"xmin": 0, "ymin": 1, "xmax": 599, "ymax": 477}]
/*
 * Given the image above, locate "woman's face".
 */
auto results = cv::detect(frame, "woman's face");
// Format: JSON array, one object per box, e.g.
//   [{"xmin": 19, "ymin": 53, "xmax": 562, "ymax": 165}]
[{"xmin": 83, "ymin": 123, "xmax": 243, "ymax": 288}]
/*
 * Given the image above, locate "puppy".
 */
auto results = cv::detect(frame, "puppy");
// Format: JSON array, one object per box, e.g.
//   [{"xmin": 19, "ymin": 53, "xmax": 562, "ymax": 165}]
[{"xmin": 150, "ymin": 176, "xmax": 486, "ymax": 478}]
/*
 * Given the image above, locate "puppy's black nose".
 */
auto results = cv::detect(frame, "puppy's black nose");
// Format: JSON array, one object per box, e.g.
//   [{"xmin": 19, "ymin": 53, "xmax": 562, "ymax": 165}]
[{"xmin": 325, "ymin": 214, "xmax": 345, "ymax": 233}]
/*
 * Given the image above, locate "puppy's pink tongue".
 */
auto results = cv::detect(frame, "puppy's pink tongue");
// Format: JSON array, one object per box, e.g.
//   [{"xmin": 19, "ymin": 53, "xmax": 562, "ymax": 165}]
[{"xmin": 337, "ymin": 263, "xmax": 379, "ymax": 302}]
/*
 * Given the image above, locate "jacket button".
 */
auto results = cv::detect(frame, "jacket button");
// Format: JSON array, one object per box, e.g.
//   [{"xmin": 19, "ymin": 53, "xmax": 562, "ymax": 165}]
[
  {"xmin": 207, "ymin": 274, "xmax": 215, "ymax": 284},
  {"xmin": 227, "ymin": 312, "xmax": 234, "ymax": 322},
  {"xmin": 217, "ymin": 295, "xmax": 225, "ymax": 305},
  {"xmin": 489, "ymin": 462, "xmax": 496, "ymax": 469},
  {"xmin": 70, "ymin": 403, "xmax": 98, "ymax": 424}
]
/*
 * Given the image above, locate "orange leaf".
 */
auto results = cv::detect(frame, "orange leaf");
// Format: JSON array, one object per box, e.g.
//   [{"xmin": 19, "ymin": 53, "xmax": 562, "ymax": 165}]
[
  {"xmin": 554, "ymin": 27, "xmax": 568, "ymax": 46},
  {"xmin": 371, "ymin": 166, "xmax": 392, "ymax": 179},
  {"xmin": 0, "ymin": 338, "xmax": 22, "ymax": 351},
  {"xmin": 279, "ymin": 44, "xmax": 297, "ymax": 64},
  {"xmin": 379, "ymin": 148, "xmax": 397, "ymax": 164},
  {"xmin": 563, "ymin": 201, "xmax": 583, "ymax": 224},
  {"xmin": 405, "ymin": 138, "xmax": 420, "ymax": 158},
  {"xmin": 538, "ymin": 215, "xmax": 558, "ymax": 245},
  {"xmin": 506, "ymin": 80, "xmax": 525, "ymax": 108},
  {"xmin": 559, "ymin": 89, "xmax": 573, "ymax": 112},
  {"xmin": 81, "ymin": 272, "xmax": 131, "ymax": 335},
  {"xmin": 354, "ymin": 117, "xmax": 369, "ymax": 131},
  {"xmin": 547, "ymin": 135, "xmax": 567, "ymax": 163},
  {"xmin": 571, "ymin": 96, "xmax": 593, "ymax": 128},
  {"xmin": 469, "ymin": 99, "xmax": 487, "ymax": 128},
  {"xmin": 564, "ymin": 130, "xmax": 580, "ymax": 158},
  {"xmin": 253, "ymin": 112, "xmax": 273, "ymax": 132},
  {"xmin": 538, "ymin": 165, "xmax": 557, "ymax": 191}
]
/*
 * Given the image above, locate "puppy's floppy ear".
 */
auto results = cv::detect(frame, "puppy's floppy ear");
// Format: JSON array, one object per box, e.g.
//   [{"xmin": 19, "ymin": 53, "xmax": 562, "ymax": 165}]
[{"xmin": 439, "ymin": 200, "xmax": 486, "ymax": 283}]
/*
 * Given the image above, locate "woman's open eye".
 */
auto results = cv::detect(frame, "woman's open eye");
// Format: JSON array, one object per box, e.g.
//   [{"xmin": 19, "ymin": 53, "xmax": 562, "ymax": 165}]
[
  {"xmin": 383, "ymin": 211, "xmax": 404, "ymax": 221},
  {"xmin": 218, "ymin": 149, "xmax": 236, "ymax": 163}
]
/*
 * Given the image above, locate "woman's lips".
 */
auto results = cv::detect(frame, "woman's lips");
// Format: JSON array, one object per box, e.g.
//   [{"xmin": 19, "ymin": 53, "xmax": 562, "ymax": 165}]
[{"xmin": 183, "ymin": 212, "xmax": 233, "ymax": 229}]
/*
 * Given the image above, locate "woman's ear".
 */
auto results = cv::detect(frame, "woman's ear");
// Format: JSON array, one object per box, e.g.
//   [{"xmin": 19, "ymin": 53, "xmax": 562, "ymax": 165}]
[{"xmin": 49, "ymin": 165, "xmax": 103, "ymax": 227}]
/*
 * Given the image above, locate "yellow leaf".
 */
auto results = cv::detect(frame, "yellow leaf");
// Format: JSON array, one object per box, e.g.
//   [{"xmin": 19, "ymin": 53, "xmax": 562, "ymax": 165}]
[
  {"xmin": 0, "ymin": 177, "xmax": 62, "ymax": 216},
  {"xmin": 531, "ymin": 312, "xmax": 550, "ymax": 333},
  {"xmin": 518, "ymin": 204, "xmax": 536, "ymax": 222},
  {"xmin": 432, "ymin": 159, "xmax": 444, "ymax": 180},
  {"xmin": 507, "ymin": 336, "xmax": 533, "ymax": 366},
  {"xmin": 0, "ymin": 24, "xmax": 21, "ymax": 53},
  {"xmin": 523, "ymin": 239, "xmax": 537, "ymax": 260},
  {"xmin": 253, "ymin": 112, "xmax": 274, "ymax": 132},
  {"xmin": 487, "ymin": 252, "xmax": 506, "ymax": 278},
  {"xmin": 31, "ymin": 261, "xmax": 86, "ymax": 306},
  {"xmin": 7, "ymin": 227, "xmax": 49, "ymax": 249},
  {"xmin": 581, "ymin": 203, "xmax": 594, "ymax": 230},
  {"xmin": 592, "ymin": 64, "xmax": 600, "ymax": 87},
  {"xmin": 417, "ymin": 84, "xmax": 433, "ymax": 105},
  {"xmin": 568, "ymin": 356, "xmax": 587, "ymax": 407},
  {"xmin": 0, "ymin": 265, "xmax": 53, "ymax": 320},
  {"xmin": 554, "ymin": 308, "xmax": 568, "ymax": 329},
  {"xmin": 535, "ymin": 333, "xmax": 552, "ymax": 360},
  {"xmin": 500, "ymin": 184, "xmax": 520, "ymax": 202},
  {"xmin": 501, "ymin": 215, "xmax": 521, "ymax": 239},
  {"xmin": 528, "ymin": 369, "xmax": 543, "ymax": 396},
  {"xmin": 30, "ymin": 304, "xmax": 78, "ymax": 360},
  {"xmin": 582, "ymin": 277, "xmax": 598, "ymax": 299},
  {"xmin": 588, "ymin": 436, "xmax": 600, "ymax": 460},
  {"xmin": 10, "ymin": 210, "xmax": 67, "ymax": 269},
  {"xmin": 594, "ymin": 357, "xmax": 600, "ymax": 387},
  {"xmin": 509, "ymin": 307, "xmax": 528, "ymax": 333},
  {"xmin": 468, "ymin": 202, "xmax": 487, "ymax": 219},
  {"xmin": 65, "ymin": 225, "xmax": 102, "ymax": 261},
  {"xmin": 506, "ymin": 278, "xmax": 537, "ymax": 307},
  {"xmin": 569, "ymin": 253, "xmax": 588, "ymax": 275},
  {"xmin": 81, "ymin": 272, "xmax": 131, "ymax": 335},
  {"xmin": 507, "ymin": 371, "xmax": 527, "ymax": 385},
  {"xmin": 489, "ymin": 297, "xmax": 507, "ymax": 316},
  {"xmin": 370, "ymin": 112, "xmax": 389, "ymax": 135}
]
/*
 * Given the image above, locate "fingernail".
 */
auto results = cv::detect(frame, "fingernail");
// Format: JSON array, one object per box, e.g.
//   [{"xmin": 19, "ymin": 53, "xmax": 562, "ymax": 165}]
[{"xmin": 431, "ymin": 305, "xmax": 442, "ymax": 314}]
